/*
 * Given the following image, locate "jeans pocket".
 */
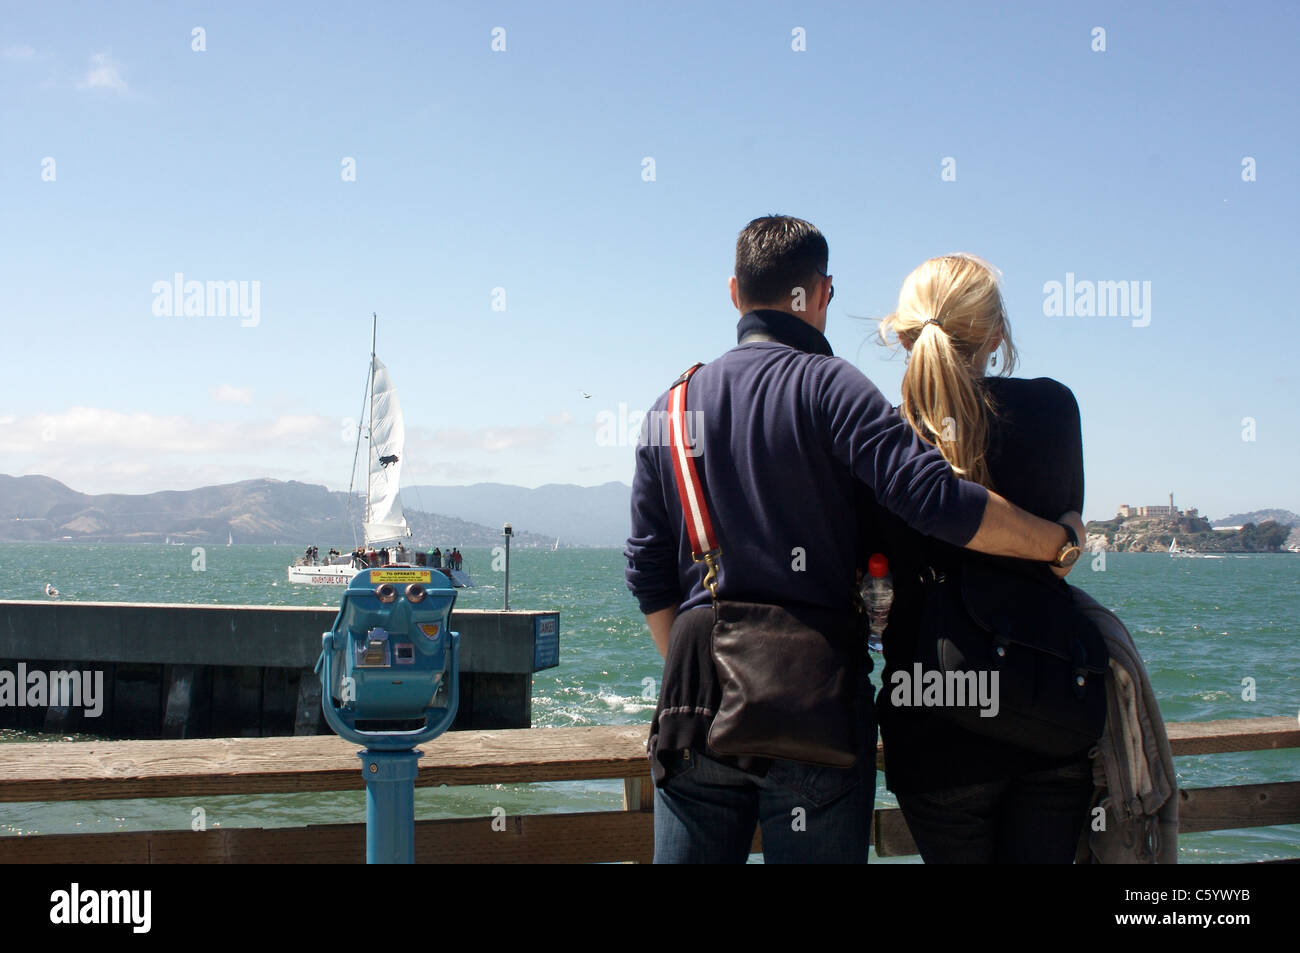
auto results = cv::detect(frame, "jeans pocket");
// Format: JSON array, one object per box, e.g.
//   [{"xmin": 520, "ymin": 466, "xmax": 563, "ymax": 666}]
[
  {"xmin": 765, "ymin": 759, "xmax": 863, "ymax": 808},
  {"xmin": 660, "ymin": 748, "xmax": 699, "ymax": 785}
]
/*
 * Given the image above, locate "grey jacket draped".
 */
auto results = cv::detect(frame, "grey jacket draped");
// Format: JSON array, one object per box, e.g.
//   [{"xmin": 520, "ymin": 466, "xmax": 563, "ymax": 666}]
[{"xmin": 1071, "ymin": 586, "xmax": 1179, "ymax": 863}]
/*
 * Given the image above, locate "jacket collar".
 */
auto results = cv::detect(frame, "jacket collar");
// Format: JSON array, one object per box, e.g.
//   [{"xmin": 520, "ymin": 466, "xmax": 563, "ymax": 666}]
[{"xmin": 736, "ymin": 309, "xmax": 833, "ymax": 357}]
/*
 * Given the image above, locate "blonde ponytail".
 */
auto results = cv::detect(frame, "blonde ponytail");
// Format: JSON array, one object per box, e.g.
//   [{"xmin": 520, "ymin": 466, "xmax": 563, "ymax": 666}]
[{"xmin": 879, "ymin": 254, "xmax": 1017, "ymax": 489}]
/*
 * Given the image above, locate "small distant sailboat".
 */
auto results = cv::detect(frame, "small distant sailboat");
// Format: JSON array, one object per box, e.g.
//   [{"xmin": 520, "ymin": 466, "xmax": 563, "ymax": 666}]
[
  {"xmin": 1170, "ymin": 537, "xmax": 1208, "ymax": 558},
  {"xmin": 227, "ymin": 530, "xmax": 233, "ymax": 547},
  {"xmin": 552, "ymin": 537, "xmax": 560, "ymax": 552}
]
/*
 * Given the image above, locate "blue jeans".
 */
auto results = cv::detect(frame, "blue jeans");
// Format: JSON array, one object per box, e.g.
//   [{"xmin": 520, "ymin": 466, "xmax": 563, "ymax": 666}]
[
  {"xmin": 653, "ymin": 690, "xmax": 876, "ymax": 864},
  {"xmin": 896, "ymin": 755, "xmax": 1094, "ymax": 863}
]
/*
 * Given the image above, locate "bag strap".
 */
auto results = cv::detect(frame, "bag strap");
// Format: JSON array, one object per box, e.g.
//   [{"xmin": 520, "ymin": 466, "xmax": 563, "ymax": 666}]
[{"xmin": 667, "ymin": 363, "xmax": 721, "ymax": 597}]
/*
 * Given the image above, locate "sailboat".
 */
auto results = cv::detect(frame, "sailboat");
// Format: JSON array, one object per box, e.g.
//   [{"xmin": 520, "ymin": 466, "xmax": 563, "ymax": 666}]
[
  {"xmin": 287, "ymin": 315, "xmax": 473, "ymax": 587},
  {"xmin": 1170, "ymin": 537, "xmax": 1199, "ymax": 558},
  {"xmin": 227, "ymin": 530, "xmax": 233, "ymax": 547}
]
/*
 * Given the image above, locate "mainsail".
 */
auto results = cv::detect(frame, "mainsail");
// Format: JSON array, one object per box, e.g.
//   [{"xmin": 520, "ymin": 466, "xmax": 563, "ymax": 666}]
[{"xmin": 362, "ymin": 355, "xmax": 410, "ymax": 544}]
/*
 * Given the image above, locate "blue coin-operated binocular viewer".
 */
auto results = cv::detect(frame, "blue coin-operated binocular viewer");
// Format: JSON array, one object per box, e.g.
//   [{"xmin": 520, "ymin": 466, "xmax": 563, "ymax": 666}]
[{"xmin": 316, "ymin": 567, "xmax": 461, "ymax": 863}]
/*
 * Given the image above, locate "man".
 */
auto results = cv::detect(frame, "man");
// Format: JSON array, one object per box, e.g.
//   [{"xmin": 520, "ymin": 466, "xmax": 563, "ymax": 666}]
[{"xmin": 624, "ymin": 215, "xmax": 1085, "ymax": 864}]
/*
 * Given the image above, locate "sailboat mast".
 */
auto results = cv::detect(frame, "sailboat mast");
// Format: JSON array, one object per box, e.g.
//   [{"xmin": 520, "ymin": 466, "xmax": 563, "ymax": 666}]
[{"xmin": 366, "ymin": 313, "xmax": 377, "ymax": 532}]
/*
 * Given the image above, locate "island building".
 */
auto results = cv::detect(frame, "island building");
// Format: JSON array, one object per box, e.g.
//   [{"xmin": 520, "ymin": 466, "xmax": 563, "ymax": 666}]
[{"xmin": 1117, "ymin": 493, "xmax": 1198, "ymax": 519}]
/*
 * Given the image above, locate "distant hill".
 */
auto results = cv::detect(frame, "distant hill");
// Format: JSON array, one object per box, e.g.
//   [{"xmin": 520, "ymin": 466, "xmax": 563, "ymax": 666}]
[
  {"xmin": 0, "ymin": 474, "xmax": 554, "ymax": 547},
  {"xmin": 1212, "ymin": 509, "xmax": 1300, "ymax": 528},
  {"xmin": 405, "ymin": 482, "xmax": 632, "ymax": 547}
]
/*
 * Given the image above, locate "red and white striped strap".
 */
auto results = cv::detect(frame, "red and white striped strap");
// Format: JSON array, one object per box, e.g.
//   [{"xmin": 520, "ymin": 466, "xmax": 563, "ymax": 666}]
[{"xmin": 667, "ymin": 363, "xmax": 717, "ymax": 557}]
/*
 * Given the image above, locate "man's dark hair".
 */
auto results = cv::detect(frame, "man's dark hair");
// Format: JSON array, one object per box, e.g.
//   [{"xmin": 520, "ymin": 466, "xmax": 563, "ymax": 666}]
[{"xmin": 734, "ymin": 215, "xmax": 829, "ymax": 308}]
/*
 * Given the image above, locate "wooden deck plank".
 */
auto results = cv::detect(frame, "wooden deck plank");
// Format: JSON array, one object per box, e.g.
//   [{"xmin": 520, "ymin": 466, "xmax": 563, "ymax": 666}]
[
  {"xmin": 1166, "ymin": 716, "xmax": 1300, "ymax": 755},
  {"xmin": 1178, "ymin": 781, "xmax": 1300, "ymax": 834},
  {"xmin": 0, "ymin": 811, "xmax": 655, "ymax": 864},
  {"xmin": 0, "ymin": 717, "xmax": 1295, "ymax": 805},
  {"xmin": 5, "ymin": 782, "xmax": 1295, "ymax": 863},
  {"xmin": 0, "ymin": 725, "xmax": 649, "ymax": 802}
]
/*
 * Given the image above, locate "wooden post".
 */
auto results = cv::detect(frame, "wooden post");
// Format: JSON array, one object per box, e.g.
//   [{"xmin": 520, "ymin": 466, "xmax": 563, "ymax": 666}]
[
  {"xmin": 293, "ymin": 671, "xmax": 324, "ymax": 735},
  {"xmin": 621, "ymin": 776, "xmax": 654, "ymax": 812}
]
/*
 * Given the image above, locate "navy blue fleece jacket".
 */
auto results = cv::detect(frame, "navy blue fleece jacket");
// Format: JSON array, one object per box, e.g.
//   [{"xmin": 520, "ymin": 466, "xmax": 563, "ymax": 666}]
[{"xmin": 624, "ymin": 309, "xmax": 990, "ymax": 614}]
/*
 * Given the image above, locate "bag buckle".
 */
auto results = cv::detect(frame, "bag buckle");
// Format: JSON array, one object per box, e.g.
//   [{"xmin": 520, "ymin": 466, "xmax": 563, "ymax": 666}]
[{"xmin": 695, "ymin": 549, "xmax": 721, "ymax": 599}]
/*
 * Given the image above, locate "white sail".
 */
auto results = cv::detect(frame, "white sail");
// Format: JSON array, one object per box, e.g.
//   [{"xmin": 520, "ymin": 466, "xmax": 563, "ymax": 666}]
[{"xmin": 363, "ymin": 355, "xmax": 409, "ymax": 544}]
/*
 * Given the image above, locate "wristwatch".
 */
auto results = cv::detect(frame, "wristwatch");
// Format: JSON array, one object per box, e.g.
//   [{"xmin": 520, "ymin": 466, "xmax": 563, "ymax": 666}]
[{"xmin": 1052, "ymin": 522, "xmax": 1081, "ymax": 568}]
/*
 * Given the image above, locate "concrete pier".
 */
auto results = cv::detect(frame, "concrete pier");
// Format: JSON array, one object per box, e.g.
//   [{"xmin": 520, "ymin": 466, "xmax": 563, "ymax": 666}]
[{"xmin": 0, "ymin": 601, "xmax": 560, "ymax": 738}]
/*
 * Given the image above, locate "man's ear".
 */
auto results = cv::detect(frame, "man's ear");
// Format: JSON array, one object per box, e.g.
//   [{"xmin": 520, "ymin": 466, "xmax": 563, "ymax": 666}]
[
  {"xmin": 818, "ymin": 276, "xmax": 833, "ymax": 313},
  {"xmin": 729, "ymin": 276, "xmax": 741, "ymax": 312}
]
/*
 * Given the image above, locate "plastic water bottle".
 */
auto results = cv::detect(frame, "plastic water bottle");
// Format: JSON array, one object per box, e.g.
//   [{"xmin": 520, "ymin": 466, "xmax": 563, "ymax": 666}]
[{"xmin": 863, "ymin": 553, "xmax": 893, "ymax": 652}]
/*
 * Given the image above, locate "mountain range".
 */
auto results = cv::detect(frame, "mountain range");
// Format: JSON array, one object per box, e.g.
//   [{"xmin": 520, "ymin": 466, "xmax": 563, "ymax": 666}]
[
  {"xmin": 0, "ymin": 474, "xmax": 609, "ymax": 547},
  {"xmin": 4, "ymin": 474, "xmax": 1294, "ymax": 550},
  {"xmin": 1210, "ymin": 509, "xmax": 1300, "ymax": 528}
]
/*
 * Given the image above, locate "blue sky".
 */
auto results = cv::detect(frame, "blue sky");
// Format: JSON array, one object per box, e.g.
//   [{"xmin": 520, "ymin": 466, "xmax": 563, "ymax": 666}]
[{"xmin": 1, "ymin": 0, "xmax": 1296, "ymax": 523}]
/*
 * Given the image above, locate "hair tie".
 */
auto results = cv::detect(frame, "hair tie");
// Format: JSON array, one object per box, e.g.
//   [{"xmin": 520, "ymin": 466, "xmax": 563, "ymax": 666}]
[{"xmin": 923, "ymin": 318, "xmax": 944, "ymax": 331}]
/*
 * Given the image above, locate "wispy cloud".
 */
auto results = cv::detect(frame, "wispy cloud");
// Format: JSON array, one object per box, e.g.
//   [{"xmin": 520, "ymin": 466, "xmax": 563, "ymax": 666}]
[
  {"xmin": 77, "ymin": 51, "xmax": 127, "ymax": 92},
  {"xmin": 0, "ymin": 407, "xmax": 332, "ymax": 455},
  {"xmin": 0, "ymin": 407, "xmax": 349, "ymax": 494},
  {"xmin": 1, "ymin": 44, "xmax": 37, "ymax": 60},
  {"xmin": 212, "ymin": 385, "xmax": 254, "ymax": 405}
]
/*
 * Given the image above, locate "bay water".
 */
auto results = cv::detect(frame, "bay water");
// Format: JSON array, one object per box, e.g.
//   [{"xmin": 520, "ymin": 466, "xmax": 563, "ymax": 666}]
[{"xmin": 1, "ymin": 543, "xmax": 1296, "ymax": 862}]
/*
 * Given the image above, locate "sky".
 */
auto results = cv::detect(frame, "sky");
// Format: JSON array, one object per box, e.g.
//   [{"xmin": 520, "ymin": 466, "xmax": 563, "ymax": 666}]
[{"xmin": 1, "ymin": 0, "xmax": 1297, "ymax": 523}]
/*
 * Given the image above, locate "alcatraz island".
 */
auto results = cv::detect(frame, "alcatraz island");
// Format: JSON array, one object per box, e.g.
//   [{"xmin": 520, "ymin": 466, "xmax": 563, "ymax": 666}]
[{"xmin": 1084, "ymin": 494, "xmax": 1296, "ymax": 554}]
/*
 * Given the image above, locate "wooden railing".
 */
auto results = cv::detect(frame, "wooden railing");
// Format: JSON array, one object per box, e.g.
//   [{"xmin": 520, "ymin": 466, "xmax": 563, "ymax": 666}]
[{"xmin": 0, "ymin": 717, "xmax": 1296, "ymax": 863}]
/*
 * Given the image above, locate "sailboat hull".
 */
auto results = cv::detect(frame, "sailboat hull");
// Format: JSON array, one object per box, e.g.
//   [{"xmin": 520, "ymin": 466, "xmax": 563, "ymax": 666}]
[
  {"xmin": 444, "ymin": 568, "xmax": 475, "ymax": 587},
  {"xmin": 288, "ymin": 562, "xmax": 473, "ymax": 588},
  {"xmin": 287, "ymin": 565, "xmax": 358, "ymax": 585}
]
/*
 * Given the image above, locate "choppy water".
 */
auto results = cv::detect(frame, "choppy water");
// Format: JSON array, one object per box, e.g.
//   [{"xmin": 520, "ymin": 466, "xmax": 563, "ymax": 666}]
[{"xmin": 1, "ymin": 543, "xmax": 1296, "ymax": 862}]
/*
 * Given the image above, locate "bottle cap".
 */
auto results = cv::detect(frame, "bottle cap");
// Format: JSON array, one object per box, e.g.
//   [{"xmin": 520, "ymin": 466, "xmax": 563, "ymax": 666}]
[{"xmin": 867, "ymin": 553, "xmax": 890, "ymax": 578}]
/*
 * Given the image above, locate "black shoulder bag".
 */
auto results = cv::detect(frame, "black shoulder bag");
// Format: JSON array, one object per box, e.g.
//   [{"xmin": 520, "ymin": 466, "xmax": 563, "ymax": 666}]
[
  {"xmin": 665, "ymin": 363, "xmax": 864, "ymax": 767},
  {"xmin": 914, "ymin": 549, "xmax": 1109, "ymax": 758}
]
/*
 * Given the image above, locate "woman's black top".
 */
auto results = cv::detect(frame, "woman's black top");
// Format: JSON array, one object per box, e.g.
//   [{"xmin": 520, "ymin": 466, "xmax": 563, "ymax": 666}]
[{"xmin": 861, "ymin": 376, "xmax": 1085, "ymax": 794}]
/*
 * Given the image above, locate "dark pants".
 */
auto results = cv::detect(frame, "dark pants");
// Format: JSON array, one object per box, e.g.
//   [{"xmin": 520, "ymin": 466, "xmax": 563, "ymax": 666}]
[
  {"xmin": 653, "ymin": 675, "xmax": 876, "ymax": 864},
  {"xmin": 896, "ymin": 755, "xmax": 1093, "ymax": 863}
]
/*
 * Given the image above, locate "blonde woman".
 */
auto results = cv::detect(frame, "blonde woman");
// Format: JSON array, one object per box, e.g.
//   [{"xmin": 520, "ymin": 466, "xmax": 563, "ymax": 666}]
[{"xmin": 867, "ymin": 254, "xmax": 1091, "ymax": 863}]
